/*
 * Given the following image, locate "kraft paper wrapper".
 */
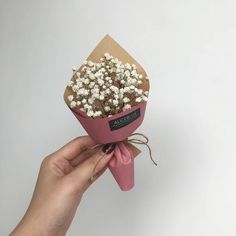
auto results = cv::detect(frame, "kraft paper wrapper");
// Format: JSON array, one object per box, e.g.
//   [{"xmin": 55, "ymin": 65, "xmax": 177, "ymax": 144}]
[{"xmin": 64, "ymin": 34, "xmax": 149, "ymax": 191}]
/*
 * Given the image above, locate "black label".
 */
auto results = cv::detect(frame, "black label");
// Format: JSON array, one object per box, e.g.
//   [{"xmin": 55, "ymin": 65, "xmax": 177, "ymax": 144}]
[{"xmin": 109, "ymin": 108, "xmax": 140, "ymax": 131}]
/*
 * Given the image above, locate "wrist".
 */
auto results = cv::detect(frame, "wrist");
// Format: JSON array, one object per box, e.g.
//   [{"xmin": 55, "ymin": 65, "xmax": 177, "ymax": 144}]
[{"xmin": 10, "ymin": 211, "xmax": 65, "ymax": 236}]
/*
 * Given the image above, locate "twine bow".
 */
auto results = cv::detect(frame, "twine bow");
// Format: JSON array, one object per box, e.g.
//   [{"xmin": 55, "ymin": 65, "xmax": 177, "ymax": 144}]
[{"xmin": 89, "ymin": 133, "xmax": 157, "ymax": 182}]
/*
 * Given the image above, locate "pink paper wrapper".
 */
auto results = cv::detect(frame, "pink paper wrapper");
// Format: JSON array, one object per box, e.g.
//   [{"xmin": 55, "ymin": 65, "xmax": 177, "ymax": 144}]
[
  {"xmin": 71, "ymin": 102, "xmax": 147, "ymax": 144},
  {"xmin": 108, "ymin": 142, "xmax": 134, "ymax": 191}
]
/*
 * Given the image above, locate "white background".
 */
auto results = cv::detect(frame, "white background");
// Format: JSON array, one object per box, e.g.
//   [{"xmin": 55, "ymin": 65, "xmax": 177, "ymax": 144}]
[{"xmin": 0, "ymin": 0, "xmax": 236, "ymax": 235}]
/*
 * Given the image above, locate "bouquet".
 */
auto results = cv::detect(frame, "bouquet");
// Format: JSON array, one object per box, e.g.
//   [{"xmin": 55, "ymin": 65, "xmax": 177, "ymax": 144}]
[{"xmin": 64, "ymin": 35, "xmax": 156, "ymax": 191}]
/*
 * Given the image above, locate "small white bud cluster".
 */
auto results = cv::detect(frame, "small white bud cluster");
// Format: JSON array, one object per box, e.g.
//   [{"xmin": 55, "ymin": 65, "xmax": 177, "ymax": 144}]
[{"xmin": 67, "ymin": 53, "xmax": 149, "ymax": 118}]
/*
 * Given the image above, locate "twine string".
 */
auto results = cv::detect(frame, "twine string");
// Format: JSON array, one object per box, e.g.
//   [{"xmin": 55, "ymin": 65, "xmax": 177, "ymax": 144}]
[{"xmin": 89, "ymin": 133, "xmax": 157, "ymax": 182}]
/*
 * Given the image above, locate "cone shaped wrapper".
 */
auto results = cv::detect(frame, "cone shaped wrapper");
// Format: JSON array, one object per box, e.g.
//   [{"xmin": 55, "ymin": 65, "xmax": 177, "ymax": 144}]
[
  {"xmin": 64, "ymin": 35, "xmax": 150, "ymax": 191},
  {"xmin": 108, "ymin": 142, "xmax": 134, "ymax": 191}
]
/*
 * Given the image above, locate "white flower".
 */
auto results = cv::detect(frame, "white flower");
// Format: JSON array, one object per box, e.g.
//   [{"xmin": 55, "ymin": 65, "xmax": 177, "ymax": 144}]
[
  {"xmin": 125, "ymin": 70, "xmax": 130, "ymax": 77},
  {"xmin": 91, "ymin": 88, "xmax": 99, "ymax": 94},
  {"xmin": 120, "ymin": 79, "xmax": 125, "ymax": 84},
  {"xmin": 123, "ymin": 97, "xmax": 130, "ymax": 103},
  {"xmin": 67, "ymin": 80, "xmax": 74, "ymax": 87},
  {"xmin": 89, "ymin": 73, "xmax": 95, "ymax": 80},
  {"xmin": 114, "ymin": 94, "xmax": 119, "ymax": 99},
  {"xmin": 144, "ymin": 91, "xmax": 149, "ymax": 96},
  {"xmin": 119, "ymin": 93, "xmax": 124, "ymax": 99},
  {"xmin": 104, "ymin": 53, "xmax": 112, "ymax": 60},
  {"xmin": 137, "ymin": 89, "xmax": 143, "ymax": 95},
  {"xmin": 94, "ymin": 111, "xmax": 102, "ymax": 117},
  {"xmin": 99, "ymin": 94, "xmax": 105, "ymax": 100},
  {"xmin": 123, "ymin": 87, "xmax": 130, "ymax": 93},
  {"xmin": 84, "ymin": 104, "xmax": 92, "ymax": 110},
  {"xmin": 142, "ymin": 95, "xmax": 148, "ymax": 102},
  {"xmin": 113, "ymin": 99, "xmax": 119, "ymax": 106},
  {"xmin": 88, "ymin": 97, "xmax": 94, "ymax": 104},
  {"xmin": 87, "ymin": 110, "xmax": 94, "ymax": 117},
  {"xmin": 72, "ymin": 85, "xmax": 79, "ymax": 92},
  {"xmin": 82, "ymin": 98, "xmax": 87, "ymax": 104},
  {"xmin": 135, "ymin": 97, "xmax": 142, "ymax": 103},
  {"xmin": 104, "ymin": 106, "xmax": 111, "ymax": 112},
  {"xmin": 98, "ymin": 78, "xmax": 104, "ymax": 86},
  {"xmin": 110, "ymin": 85, "xmax": 119, "ymax": 94},
  {"xmin": 68, "ymin": 95, "xmax": 74, "ymax": 102},
  {"xmin": 83, "ymin": 60, "xmax": 88, "ymax": 65},
  {"xmin": 76, "ymin": 101, "xmax": 81, "ymax": 106},
  {"xmin": 125, "ymin": 63, "xmax": 131, "ymax": 70},
  {"xmin": 84, "ymin": 78, "xmax": 90, "ymax": 85},
  {"xmin": 89, "ymin": 82, "xmax": 95, "ymax": 88},
  {"xmin": 123, "ymin": 104, "xmax": 131, "ymax": 111},
  {"xmin": 92, "ymin": 94, "xmax": 98, "ymax": 99},
  {"xmin": 139, "ymin": 74, "xmax": 143, "ymax": 79},
  {"xmin": 88, "ymin": 61, "xmax": 93, "ymax": 67},
  {"xmin": 70, "ymin": 101, "xmax": 76, "ymax": 108}
]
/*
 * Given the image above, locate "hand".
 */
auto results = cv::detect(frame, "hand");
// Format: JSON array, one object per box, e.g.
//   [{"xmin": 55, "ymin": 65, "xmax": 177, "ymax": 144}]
[{"xmin": 10, "ymin": 136, "xmax": 115, "ymax": 236}]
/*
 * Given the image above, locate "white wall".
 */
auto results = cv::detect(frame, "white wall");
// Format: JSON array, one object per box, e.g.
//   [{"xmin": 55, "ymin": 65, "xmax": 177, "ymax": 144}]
[{"xmin": 0, "ymin": 0, "xmax": 236, "ymax": 235}]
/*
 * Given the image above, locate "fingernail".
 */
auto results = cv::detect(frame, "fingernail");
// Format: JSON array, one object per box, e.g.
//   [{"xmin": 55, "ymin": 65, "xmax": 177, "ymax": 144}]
[{"xmin": 102, "ymin": 143, "xmax": 116, "ymax": 154}]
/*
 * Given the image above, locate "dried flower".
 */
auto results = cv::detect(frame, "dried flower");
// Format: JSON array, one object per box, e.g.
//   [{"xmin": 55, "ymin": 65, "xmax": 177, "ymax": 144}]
[{"xmin": 67, "ymin": 53, "xmax": 149, "ymax": 118}]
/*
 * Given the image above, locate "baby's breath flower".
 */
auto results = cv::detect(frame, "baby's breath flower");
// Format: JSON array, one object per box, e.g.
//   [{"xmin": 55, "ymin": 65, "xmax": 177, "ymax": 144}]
[
  {"xmin": 104, "ymin": 106, "xmax": 111, "ymax": 112},
  {"xmin": 123, "ymin": 97, "xmax": 130, "ymax": 103},
  {"xmin": 88, "ymin": 97, "xmax": 94, "ymax": 104},
  {"xmin": 84, "ymin": 78, "xmax": 90, "ymax": 85},
  {"xmin": 67, "ymin": 53, "xmax": 148, "ymax": 118},
  {"xmin": 70, "ymin": 101, "xmax": 76, "ymax": 108},
  {"xmin": 123, "ymin": 104, "xmax": 131, "ymax": 111},
  {"xmin": 87, "ymin": 110, "xmax": 94, "ymax": 117},
  {"xmin": 113, "ymin": 99, "xmax": 119, "ymax": 106},
  {"xmin": 89, "ymin": 81, "xmax": 95, "ymax": 88},
  {"xmin": 142, "ymin": 95, "xmax": 148, "ymax": 102},
  {"xmin": 68, "ymin": 95, "xmax": 74, "ymax": 102},
  {"xmin": 88, "ymin": 61, "xmax": 93, "ymax": 67},
  {"xmin": 94, "ymin": 111, "xmax": 102, "ymax": 117},
  {"xmin": 135, "ymin": 97, "xmax": 142, "ymax": 103},
  {"xmin": 72, "ymin": 67, "xmax": 77, "ymax": 72},
  {"xmin": 89, "ymin": 74, "xmax": 95, "ymax": 80},
  {"xmin": 99, "ymin": 94, "xmax": 105, "ymax": 100},
  {"xmin": 67, "ymin": 80, "xmax": 74, "ymax": 87},
  {"xmin": 123, "ymin": 87, "xmax": 130, "ymax": 93}
]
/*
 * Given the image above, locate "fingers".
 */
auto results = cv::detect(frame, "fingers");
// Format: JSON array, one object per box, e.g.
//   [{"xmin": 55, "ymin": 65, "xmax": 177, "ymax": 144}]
[
  {"xmin": 70, "ymin": 147, "xmax": 99, "ymax": 167},
  {"xmin": 67, "ymin": 143, "xmax": 116, "ymax": 189},
  {"xmin": 83, "ymin": 166, "xmax": 108, "ymax": 191},
  {"xmin": 54, "ymin": 136, "xmax": 96, "ymax": 161}
]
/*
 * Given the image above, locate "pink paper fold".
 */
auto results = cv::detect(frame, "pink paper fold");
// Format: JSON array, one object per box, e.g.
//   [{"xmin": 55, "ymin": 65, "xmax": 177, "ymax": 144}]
[{"xmin": 108, "ymin": 142, "xmax": 134, "ymax": 191}]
